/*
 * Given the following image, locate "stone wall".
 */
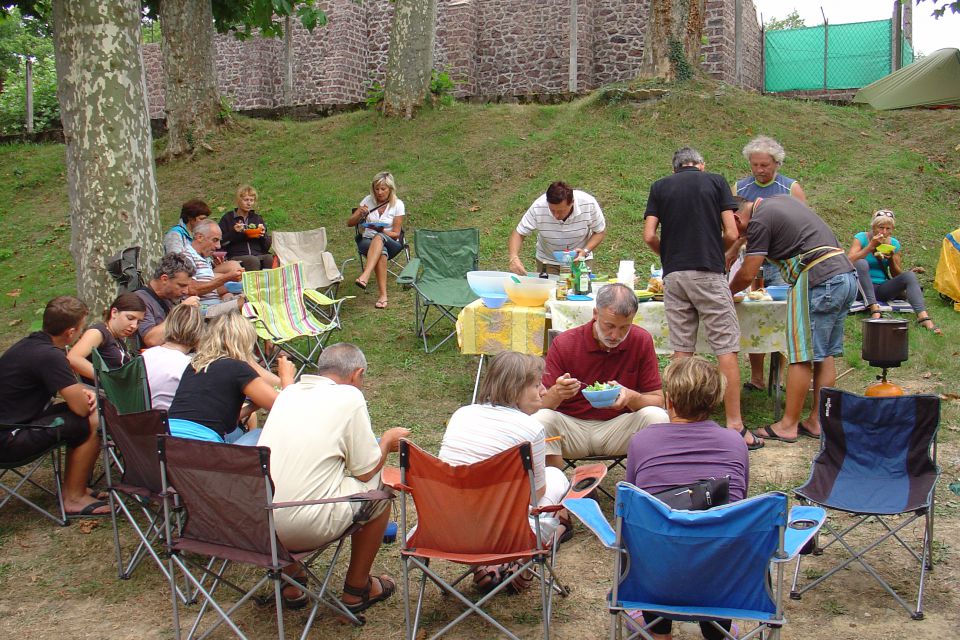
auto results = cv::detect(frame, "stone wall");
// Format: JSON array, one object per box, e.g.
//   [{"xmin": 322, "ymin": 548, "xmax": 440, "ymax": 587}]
[{"xmin": 142, "ymin": 0, "xmax": 762, "ymax": 119}]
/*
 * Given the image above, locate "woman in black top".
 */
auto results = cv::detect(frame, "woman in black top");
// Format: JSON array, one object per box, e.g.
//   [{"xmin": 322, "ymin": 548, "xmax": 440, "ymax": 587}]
[
  {"xmin": 218, "ymin": 184, "xmax": 274, "ymax": 271},
  {"xmin": 67, "ymin": 293, "xmax": 145, "ymax": 383},
  {"xmin": 168, "ymin": 311, "xmax": 294, "ymax": 443}
]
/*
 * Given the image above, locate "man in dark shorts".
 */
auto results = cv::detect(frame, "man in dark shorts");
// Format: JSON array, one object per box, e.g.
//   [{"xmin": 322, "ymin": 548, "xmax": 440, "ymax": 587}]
[
  {"xmin": 134, "ymin": 252, "xmax": 200, "ymax": 348},
  {"xmin": 643, "ymin": 147, "xmax": 759, "ymax": 450},
  {"xmin": 729, "ymin": 195, "xmax": 857, "ymax": 443},
  {"xmin": 0, "ymin": 296, "xmax": 108, "ymax": 516}
]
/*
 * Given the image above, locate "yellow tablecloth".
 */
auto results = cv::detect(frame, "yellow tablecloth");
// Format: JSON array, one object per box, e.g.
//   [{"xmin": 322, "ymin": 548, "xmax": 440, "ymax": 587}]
[
  {"xmin": 456, "ymin": 299, "xmax": 547, "ymax": 356},
  {"xmin": 547, "ymin": 298, "xmax": 787, "ymax": 355}
]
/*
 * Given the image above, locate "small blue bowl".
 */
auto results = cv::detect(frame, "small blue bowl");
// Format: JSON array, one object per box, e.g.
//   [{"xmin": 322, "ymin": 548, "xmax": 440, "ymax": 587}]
[
  {"xmin": 766, "ymin": 285, "xmax": 789, "ymax": 301},
  {"xmin": 224, "ymin": 281, "xmax": 243, "ymax": 294},
  {"xmin": 582, "ymin": 385, "xmax": 621, "ymax": 408},
  {"xmin": 482, "ymin": 294, "xmax": 508, "ymax": 309}
]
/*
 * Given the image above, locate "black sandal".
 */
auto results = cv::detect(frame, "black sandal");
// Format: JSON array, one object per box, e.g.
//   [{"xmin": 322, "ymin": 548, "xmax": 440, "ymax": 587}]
[
  {"xmin": 918, "ymin": 317, "xmax": 942, "ymax": 335},
  {"xmin": 342, "ymin": 575, "xmax": 396, "ymax": 614},
  {"xmin": 281, "ymin": 576, "xmax": 309, "ymax": 610},
  {"xmin": 868, "ymin": 304, "xmax": 883, "ymax": 320}
]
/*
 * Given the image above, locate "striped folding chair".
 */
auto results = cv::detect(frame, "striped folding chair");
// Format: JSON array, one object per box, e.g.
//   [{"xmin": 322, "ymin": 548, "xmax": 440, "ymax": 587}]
[{"xmin": 241, "ymin": 263, "xmax": 337, "ymax": 377}]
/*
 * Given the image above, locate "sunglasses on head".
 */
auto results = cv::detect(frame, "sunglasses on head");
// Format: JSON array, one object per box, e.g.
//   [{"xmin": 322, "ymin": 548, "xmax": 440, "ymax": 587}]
[{"xmin": 872, "ymin": 209, "xmax": 895, "ymax": 220}]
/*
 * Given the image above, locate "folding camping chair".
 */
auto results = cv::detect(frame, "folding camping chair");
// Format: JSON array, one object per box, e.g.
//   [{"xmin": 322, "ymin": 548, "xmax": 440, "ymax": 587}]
[
  {"xmin": 158, "ymin": 436, "xmax": 393, "ymax": 640},
  {"xmin": 397, "ymin": 439, "xmax": 605, "ymax": 640},
  {"xmin": 271, "ymin": 228, "xmax": 353, "ymax": 327},
  {"xmin": 0, "ymin": 418, "xmax": 68, "ymax": 526},
  {"xmin": 790, "ymin": 388, "xmax": 941, "ymax": 620},
  {"xmin": 397, "ymin": 228, "xmax": 479, "ymax": 353},
  {"xmin": 565, "ymin": 484, "xmax": 826, "ymax": 640},
  {"xmin": 92, "ymin": 348, "xmax": 151, "ymax": 484},
  {"xmin": 241, "ymin": 263, "xmax": 338, "ymax": 377}
]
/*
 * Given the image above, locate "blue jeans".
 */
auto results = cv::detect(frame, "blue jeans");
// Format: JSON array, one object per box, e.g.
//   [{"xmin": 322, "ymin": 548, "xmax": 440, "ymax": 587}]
[
  {"xmin": 762, "ymin": 262, "xmax": 786, "ymax": 286},
  {"xmin": 809, "ymin": 271, "xmax": 857, "ymax": 361}
]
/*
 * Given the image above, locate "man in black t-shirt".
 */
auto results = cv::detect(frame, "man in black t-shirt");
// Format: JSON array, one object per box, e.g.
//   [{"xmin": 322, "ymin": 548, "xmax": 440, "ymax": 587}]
[
  {"xmin": 134, "ymin": 252, "xmax": 200, "ymax": 348},
  {"xmin": 0, "ymin": 296, "xmax": 109, "ymax": 516},
  {"xmin": 644, "ymin": 147, "xmax": 758, "ymax": 449}
]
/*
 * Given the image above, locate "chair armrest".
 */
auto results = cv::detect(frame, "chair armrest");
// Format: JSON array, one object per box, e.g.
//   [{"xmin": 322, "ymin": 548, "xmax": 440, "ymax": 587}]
[
  {"xmin": 397, "ymin": 257, "xmax": 421, "ymax": 286},
  {"xmin": 563, "ymin": 497, "xmax": 617, "ymax": 549},
  {"xmin": 271, "ymin": 488, "xmax": 394, "ymax": 510},
  {"xmin": 778, "ymin": 505, "xmax": 827, "ymax": 562},
  {"xmin": 304, "ymin": 289, "xmax": 353, "ymax": 306},
  {"xmin": 380, "ymin": 466, "xmax": 401, "ymax": 490},
  {"xmin": 564, "ymin": 463, "xmax": 607, "ymax": 500}
]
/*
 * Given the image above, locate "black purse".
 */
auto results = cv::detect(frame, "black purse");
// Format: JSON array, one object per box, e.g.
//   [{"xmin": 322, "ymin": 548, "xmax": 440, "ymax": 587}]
[{"xmin": 652, "ymin": 476, "xmax": 730, "ymax": 511}]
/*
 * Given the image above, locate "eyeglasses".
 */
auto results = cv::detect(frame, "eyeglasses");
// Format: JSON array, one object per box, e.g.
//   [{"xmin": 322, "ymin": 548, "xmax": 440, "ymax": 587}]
[{"xmin": 872, "ymin": 209, "xmax": 895, "ymax": 220}]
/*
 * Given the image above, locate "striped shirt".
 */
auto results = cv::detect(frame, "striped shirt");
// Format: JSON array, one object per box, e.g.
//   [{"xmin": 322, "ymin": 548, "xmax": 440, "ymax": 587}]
[
  {"xmin": 735, "ymin": 173, "xmax": 797, "ymax": 201},
  {"xmin": 516, "ymin": 190, "xmax": 605, "ymax": 265},
  {"xmin": 181, "ymin": 244, "xmax": 220, "ymax": 306}
]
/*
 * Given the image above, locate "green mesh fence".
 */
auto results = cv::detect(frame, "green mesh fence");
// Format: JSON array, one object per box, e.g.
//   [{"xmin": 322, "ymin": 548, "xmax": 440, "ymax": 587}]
[{"xmin": 765, "ymin": 20, "xmax": 914, "ymax": 92}]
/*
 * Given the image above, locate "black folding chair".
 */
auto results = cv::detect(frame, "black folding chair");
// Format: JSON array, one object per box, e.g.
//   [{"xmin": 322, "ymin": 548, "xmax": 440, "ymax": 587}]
[{"xmin": 0, "ymin": 418, "xmax": 67, "ymax": 526}]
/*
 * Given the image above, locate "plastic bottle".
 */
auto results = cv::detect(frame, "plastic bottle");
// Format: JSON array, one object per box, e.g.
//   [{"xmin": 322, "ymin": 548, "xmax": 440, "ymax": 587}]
[
  {"xmin": 578, "ymin": 259, "xmax": 591, "ymax": 295},
  {"xmin": 571, "ymin": 259, "xmax": 582, "ymax": 294}
]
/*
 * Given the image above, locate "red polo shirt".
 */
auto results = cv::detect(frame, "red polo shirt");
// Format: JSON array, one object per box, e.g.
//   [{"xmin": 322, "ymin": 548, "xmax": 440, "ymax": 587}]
[{"xmin": 542, "ymin": 320, "xmax": 662, "ymax": 421}]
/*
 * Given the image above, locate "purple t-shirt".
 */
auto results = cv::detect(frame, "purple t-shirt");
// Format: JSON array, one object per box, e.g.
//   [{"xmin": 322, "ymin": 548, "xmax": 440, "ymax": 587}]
[{"xmin": 625, "ymin": 421, "xmax": 750, "ymax": 502}]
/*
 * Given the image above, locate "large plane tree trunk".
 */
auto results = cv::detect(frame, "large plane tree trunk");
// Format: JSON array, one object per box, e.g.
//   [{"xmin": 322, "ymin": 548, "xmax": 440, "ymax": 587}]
[
  {"xmin": 52, "ymin": 0, "xmax": 162, "ymax": 316},
  {"xmin": 159, "ymin": 0, "xmax": 220, "ymax": 158},
  {"xmin": 639, "ymin": 0, "xmax": 705, "ymax": 81},
  {"xmin": 382, "ymin": 0, "xmax": 438, "ymax": 118}
]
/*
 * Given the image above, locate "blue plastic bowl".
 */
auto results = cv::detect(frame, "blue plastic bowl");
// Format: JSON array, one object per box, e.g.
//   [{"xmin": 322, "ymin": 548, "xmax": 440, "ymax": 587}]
[
  {"xmin": 552, "ymin": 250, "xmax": 575, "ymax": 264},
  {"xmin": 581, "ymin": 385, "xmax": 621, "ymax": 408},
  {"xmin": 224, "ymin": 281, "xmax": 243, "ymax": 294},
  {"xmin": 766, "ymin": 285, "xmax": 789, "ymax": 301},
  {"xmin": 481, "ymin": 294, "xmax": 508, "ymax": 309},
  {"xmin": 467, "ymin": 271, "xmax": 512, "ymax": 297}
]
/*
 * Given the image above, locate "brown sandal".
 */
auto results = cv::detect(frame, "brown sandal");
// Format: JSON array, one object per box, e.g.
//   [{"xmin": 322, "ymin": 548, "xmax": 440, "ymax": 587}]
[{"xmin": 342, "ymin": 575, "xmax": 396, "ymax": 614}]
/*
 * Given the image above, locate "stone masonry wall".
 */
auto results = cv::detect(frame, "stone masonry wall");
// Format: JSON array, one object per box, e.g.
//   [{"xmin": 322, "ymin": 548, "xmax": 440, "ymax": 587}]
[{"xmin": 142, "ymin": 0, "xmax": 762, "ymax": 119}]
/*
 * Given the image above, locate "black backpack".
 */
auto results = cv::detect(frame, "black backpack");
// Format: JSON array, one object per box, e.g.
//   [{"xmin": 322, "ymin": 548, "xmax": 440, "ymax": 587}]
[{"xmin": 105, "ymin": 246, "xmax": 144, "ymax": 294}]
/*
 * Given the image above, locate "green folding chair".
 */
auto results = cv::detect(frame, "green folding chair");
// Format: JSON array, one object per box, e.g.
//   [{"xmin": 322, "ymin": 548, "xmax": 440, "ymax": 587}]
[
  {"xmin": 397, "ymin": 228, "xmax": 479, "ymax": 353},
  {"xmin": 92, "ymin": 349, "xmax": 152, "ymax": 415}
]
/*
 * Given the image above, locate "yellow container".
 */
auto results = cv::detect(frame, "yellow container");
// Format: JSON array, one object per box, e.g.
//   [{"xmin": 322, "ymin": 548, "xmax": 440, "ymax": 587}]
[{"xmin": 504, "ymin": 276, "xmax": 556, "ymax": 307}]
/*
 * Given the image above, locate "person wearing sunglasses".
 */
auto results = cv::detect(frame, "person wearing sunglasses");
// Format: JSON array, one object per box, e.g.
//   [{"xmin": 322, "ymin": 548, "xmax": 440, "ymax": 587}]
[{"xmin": 847, "ymin": 209, "xmax": 941, "ymax": 335}]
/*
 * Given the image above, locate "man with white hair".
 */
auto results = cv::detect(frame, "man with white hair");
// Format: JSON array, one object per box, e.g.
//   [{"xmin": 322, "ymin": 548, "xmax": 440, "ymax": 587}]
[
  {"xmin": 182, "ymin": 219, "xmax": 244, "ymax": 317},
  {"xmin": 644, "ymin": 147, "xmax": 760, "ymax": 450}
]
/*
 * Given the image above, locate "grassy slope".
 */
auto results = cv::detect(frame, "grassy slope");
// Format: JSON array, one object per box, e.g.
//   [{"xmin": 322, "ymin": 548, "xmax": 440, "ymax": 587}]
[{"xmin": 0, "ymin": 79, "xmax": 958, "ymax": 443}]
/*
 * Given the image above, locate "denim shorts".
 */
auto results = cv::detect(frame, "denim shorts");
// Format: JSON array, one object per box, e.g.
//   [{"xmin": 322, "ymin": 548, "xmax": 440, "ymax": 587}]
[
  {"xmin": 809, "ymin": 271, "xmax": 857, "ymax": 361},
  {"xmin": 357, "ymin": 233, "xmax": 403, "ymax": 259},
  {"xmin": 761, "ymin": 262, "xmax": 786, "ymax": 286}
]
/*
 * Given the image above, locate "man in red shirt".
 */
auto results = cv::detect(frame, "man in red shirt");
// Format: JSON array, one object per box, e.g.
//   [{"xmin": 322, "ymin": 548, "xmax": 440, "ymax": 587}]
[{"xmin": 536, "ymin": 284, "xmax": 669, "ymax": 468}]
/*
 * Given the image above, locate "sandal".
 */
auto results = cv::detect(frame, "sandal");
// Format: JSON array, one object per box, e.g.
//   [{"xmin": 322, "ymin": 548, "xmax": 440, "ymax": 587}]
[
  {"xmin": 740, "ymin": 426, "xmax": 764, "ymax": 451},
  {"xmin": 472, "ymin": 565, "xmax": 502, "ymax": 592},
  {"xmin": 501, "ymin": 560, "xmax": 535, "ymax": 594},
  {"xmin": 868, "ymin": 304, "xmax": 883, "ymax": 320},
  {"xmin": 374, "ymin": 299, "xmax": 388, "ymax": 309},
  {"xmin": 342, "ymin": 575, "xmax": 396, "ymax": 614},
  {"xmin": 556, "ymin": 509, "xmax": 574, "ymax": 545},
  {"xmin": 918, "ymin": 317, "xmax": 942, "ymax": 335},
  {"xmin": 282, "ymin": 577, "xmax": 309, "ymax": 610}
]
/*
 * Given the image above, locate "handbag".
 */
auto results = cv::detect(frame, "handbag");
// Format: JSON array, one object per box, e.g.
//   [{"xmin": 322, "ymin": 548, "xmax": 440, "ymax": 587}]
[{"xmin": 652, "ymin": 476, "xmax": 730, "ymax": 511}]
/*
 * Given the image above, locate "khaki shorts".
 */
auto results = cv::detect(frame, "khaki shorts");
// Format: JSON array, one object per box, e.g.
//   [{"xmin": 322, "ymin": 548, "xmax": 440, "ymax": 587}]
[
  {"xmin": 663, "ymin": 270, "xmax": 740, "ymax": 355},
  {"xmin": 534, "ymin": 406, "xmax": 670, "ymax": 459}
]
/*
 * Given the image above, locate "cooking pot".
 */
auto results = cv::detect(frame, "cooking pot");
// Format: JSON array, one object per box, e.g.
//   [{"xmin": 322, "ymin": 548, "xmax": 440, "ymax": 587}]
[{"xmin": 861, "ymin": 318, "xmax": 909, "ymax": 367}]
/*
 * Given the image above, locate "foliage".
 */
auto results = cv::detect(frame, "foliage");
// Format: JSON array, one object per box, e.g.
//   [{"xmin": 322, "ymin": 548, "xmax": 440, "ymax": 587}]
[
  {"xmin": 427, "ymin": 68, "xmax": 457, "ymax": 108},
  {"xmin": 0, "ymin": 6, "xmax": 52, "ymax": 87},
  {"xmin": 917, "ymin": 0, "xmax": 960, "ymax": 18},
  {"xmin": 0, "ymin": 52, "xmax": 59, "ymax": 134},
  {"xmin": 366, "ymin": 80, "xmax": 385, "ymax": 109},
  {"xmin": 764, "ymin": 10, "xmax": 806, "ymax": 31},
  {"xmin": 208, "ymin": 0, "xmax": 327, "ymax": 40},
  {"xmin": 667, "ymin": 38, "xmax": 694, "ymax": 81}
]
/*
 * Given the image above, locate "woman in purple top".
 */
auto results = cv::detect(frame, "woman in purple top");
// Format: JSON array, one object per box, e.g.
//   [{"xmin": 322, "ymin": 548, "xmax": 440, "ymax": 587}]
[{"xmin": 625, "ymin": 355, "xmax": 748, "ymax": 640}]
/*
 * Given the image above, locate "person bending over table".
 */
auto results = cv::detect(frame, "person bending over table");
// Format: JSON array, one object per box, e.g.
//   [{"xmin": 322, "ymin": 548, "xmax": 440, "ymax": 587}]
[
  {"xmin": 508, "ymin": 181, "xmax": 606, "ymax": 276},
  {"xmin": 141, "ymin": 304, "xmax": 204, "ymax": 412},
  {"xmin": 848, "ymin": 208, "xmax": 941, "ymax": 334},
  {"xmin": 535, "ymin": 283, "xmax": 669, "ymax": 468},
  {"xmin": 734, "ymin": 135, "xmax": 807, "ymax": 393},
  {"xmin": 218, "ymin": 185, "xmax": 273, "ymax": 272},
  {"xmin": 0, "ymin": 296, "xmax": 108, "ymax": 516},
  {"xmin": 347, "ymin": 171, "xmax": 406, "ymax": 309},
  {"xmin": 167, "ymin": 311, "xmax": 293, "ymax": 445},
  {"xmin": 134, "ymin": 253, "xmax": 200, "ymax": 348},
  {"xmin": 67, "ymin": 292, "xmax": 145, "ymax": 384},
  {"xmin": 626, "ymin": 355, "xmax": 748, "ymax": 640},
  {"xmin": 729, "ymin": 196, "xmax": 857, "ymax": 444},
  {"xmin": 440, "ymin": 351, "xmax": 572, "ymax": 592}
]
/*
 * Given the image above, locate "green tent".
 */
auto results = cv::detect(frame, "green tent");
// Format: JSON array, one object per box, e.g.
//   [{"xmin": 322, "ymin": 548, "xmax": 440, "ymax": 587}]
[{"xmin": 854, "ymin": 48, "xmax": 960, "ymax": 110}]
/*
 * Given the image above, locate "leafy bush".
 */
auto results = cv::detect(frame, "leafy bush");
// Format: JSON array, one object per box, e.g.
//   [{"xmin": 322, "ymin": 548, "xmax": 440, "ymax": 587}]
[
  {"xmin": 0, "ymin": 57, "xmax": 60, "ymax": 135},
  {"xmin": 428, "ymin": 68, "xmax": 457, "ymax": 108},
  {"xmin": 366, "ymin": 80, "xmax": 384, "ymax": 109}
]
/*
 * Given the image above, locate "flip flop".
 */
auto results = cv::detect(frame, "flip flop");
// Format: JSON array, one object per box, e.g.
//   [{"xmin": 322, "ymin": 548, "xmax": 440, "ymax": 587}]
[
  {"xmin": 740, "ymin": 426, "xmax": 764, "ymax": 451},
  {"xmin": 374, "ymin": 300, "xmax": 388, "ymax": 309},
  {"xmin": 798, "ymin": 423, "xmax": 821, "ymax": 440},
  {"xmin": 742, "ymin": 381, "xmax": 766, "ymax": 392},
  {"xmin": 354, "ymin": 279, "xmax": 367, "ymax": 290},
  {"xmin": 754, "ymin": 424, "xmax": 798, "ymax": 444},
  {"xmin": 66, "ymin": 499, "xmax": 112, "ymax": 518}
]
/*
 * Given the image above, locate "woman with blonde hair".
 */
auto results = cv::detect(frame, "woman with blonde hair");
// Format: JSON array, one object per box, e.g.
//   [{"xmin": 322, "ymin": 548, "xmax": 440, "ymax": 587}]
[
  {"xmin": 347, "ymin": 171, "xmax": 406, "ymax": 308},
  {"xmin": 848, "ymin": 209, "xmax": 941, "ymax": 334},
  {"xmin": 167, "ymin": 311, "xmax": 294, "ymax": 444},
  {"xmin": 141, "ymin": 304, "xmax": 204, "ymax": 411},
  {"xmin": 439, "ymin": 350, "xmax": 571, "ymax": 591},
  {"xmin": 218, "ymin": 184, "xmax": 274, "ymax": 271}
]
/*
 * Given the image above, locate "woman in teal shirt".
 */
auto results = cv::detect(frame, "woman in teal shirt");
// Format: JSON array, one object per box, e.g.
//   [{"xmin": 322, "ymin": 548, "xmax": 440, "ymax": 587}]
[{"xmin": 847, "ymin": 209, "xmax": 941, "ymax": 334}]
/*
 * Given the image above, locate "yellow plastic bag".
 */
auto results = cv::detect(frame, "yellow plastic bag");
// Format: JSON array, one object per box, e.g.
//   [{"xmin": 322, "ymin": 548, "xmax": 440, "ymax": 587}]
[{"xmin": 934, "ymin": 228, "xmax": 960, "ymax": 310}]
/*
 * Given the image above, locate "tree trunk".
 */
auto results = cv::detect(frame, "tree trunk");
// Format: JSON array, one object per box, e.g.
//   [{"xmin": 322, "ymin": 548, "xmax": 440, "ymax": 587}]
[
  {"xmin": 159, "ymin": 0, "xmax": 220, "ymax": 158},
  {"xmin": 52, "ymin": 0, "xmax": 162, "ymax": 317},
  {"xmin": 639, "ymin": 0, "xmax": 705, "ymax": 81},
  {"xmin": 382, "ymin": 0, "xmax": 438, "ymax": 118}
]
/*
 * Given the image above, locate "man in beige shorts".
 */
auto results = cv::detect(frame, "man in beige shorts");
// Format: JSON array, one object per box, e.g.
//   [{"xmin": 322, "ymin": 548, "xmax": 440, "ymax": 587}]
[
  {"xmin": 535, "ymin": 284, "xmax": 670, "ymax": 467},
  {"xmin": 643, "ymin": 147, "xmax": 761, "ymax": 450}
]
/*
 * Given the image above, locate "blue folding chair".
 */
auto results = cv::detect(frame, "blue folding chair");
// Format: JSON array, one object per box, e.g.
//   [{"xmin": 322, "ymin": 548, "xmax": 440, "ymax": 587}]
[
  {"xmin": 790, "ymin": 388, "xmax": 941, "ymax": 620},
  {"xmin": 566, "ymin": 483, "xmax": 824, "ymax": 640}
]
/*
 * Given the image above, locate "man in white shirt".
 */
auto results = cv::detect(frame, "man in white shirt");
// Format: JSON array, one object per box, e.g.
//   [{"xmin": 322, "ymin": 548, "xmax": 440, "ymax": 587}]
[
  {"xmin": 508, "ymin": 180, "xmax": 606, "ymax": 275},
  {"xmin": 257, "ymin": 343, "xmax": 408, "ymax": 614}
]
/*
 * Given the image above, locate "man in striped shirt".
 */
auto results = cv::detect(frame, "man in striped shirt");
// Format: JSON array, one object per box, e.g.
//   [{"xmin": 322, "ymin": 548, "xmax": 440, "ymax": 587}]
[{"xmin": 508, "ymin": 181, "xmax": 606, "ymax": 276}]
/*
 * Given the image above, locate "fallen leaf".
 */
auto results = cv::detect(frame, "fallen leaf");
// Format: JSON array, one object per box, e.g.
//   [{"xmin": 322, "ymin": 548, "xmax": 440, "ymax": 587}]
[
  {"xmin": 8, "ymin": 319, "xmax": 21, "ymax": 326},
  {"xmin": 939, "ymin": 392, "xmax": 960, "ymax": 401},
  {"xmin": 921, "ymin": 371, "xmax": 932, "ymax": 379},
  {"xmin": 6, "ymin": 289, "xmax": 21, "ymax": 297},
  {"xmin": 468, "ymin": 205, "xmax": 481, "ymax": 212},
  {"xmin": 77, "ymin": 519, "xmax": 99, "ymax": 534}
]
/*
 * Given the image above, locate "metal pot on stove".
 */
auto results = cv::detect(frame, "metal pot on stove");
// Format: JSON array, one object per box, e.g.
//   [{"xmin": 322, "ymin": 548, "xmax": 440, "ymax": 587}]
[{"xmin": 861, "ymin": 318, "xmax": 909, "ymax": 368}]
